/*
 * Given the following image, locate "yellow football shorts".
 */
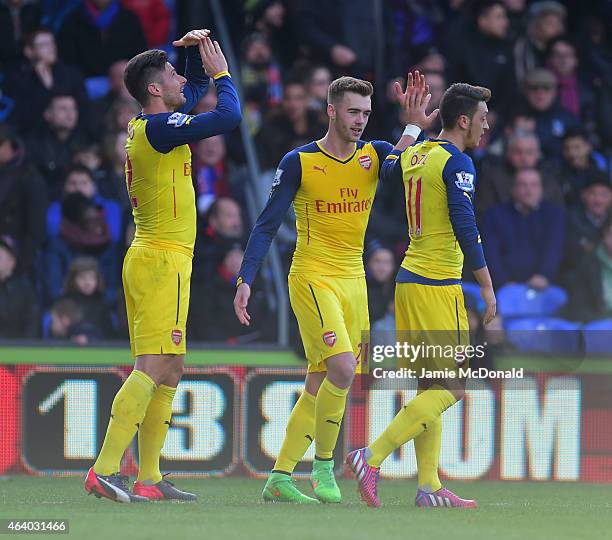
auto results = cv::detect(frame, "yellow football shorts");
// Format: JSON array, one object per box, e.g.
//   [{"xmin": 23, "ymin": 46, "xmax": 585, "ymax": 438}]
[
  {"xmin": 122, "ymin": 246, "xmax": 192, "ymax": 358},
  {"xmin": 288, "ymin": 274, "xmax": 369, "ymax": 374},
  {"xmin": 395, "ymin": 282, "xmax": 469, "ymax": 375}
]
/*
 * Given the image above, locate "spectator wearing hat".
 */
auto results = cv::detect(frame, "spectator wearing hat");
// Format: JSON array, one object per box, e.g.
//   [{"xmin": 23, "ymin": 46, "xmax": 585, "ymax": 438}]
[
  {"xmin": 482, "ymin": 167, "xmax": 565, "ymax": 290},
  {"xmin": 565, "ymin": 217, "xmax": 612, "ymax": 322},
  {"xmin": 0, "ymin": 123, "xmax": 47, "ymax": 275},
  {"xmin": 514, "ymin": 0, "xmax": 566, "ymax": 85},
  {"xmin": 522, "ymin": 67, "xmax": 579, "ymax": 158},
  {"xmin": 563, "ymin": 177, "xmax": 612, "ymax": 281},
  {"xmin": 558, "ymin": 127, "xmax": 610, "ymax": 205},
  {"xmin": 0, "ymin": 235, "xmax": 39, "ymax": 338}
]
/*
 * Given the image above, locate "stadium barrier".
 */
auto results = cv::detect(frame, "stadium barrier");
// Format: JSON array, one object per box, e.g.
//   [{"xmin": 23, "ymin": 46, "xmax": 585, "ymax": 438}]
[{"xmin": 1, "ymin": 364, "xmax": 611, "ymax": 482}]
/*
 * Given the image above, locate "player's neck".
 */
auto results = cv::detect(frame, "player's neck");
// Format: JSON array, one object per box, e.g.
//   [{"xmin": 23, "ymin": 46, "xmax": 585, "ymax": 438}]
[
  {"xmin": 438, "ymin": 129, "xmax": 466, "ymax": 152},
  {"xmin": 318, "ymin": 131, "xmax": 356, "ymax": 160}
]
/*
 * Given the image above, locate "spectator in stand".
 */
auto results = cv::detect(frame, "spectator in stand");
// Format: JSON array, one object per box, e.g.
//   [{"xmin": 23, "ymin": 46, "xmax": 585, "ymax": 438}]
[
  {"xmin": 240, "ymin": 33, "xmax": 282, "ymax": 135},
  {"xmin": 256, "ymin": 79, "xmax": 326, "ymax": 170},
  {"xmin": 192, "ymin": 135, "xmax": 233, "ymax": 217},
  {"xmin": 247, "ymin": 0, "xmax": 295, "ymax": 70},
  {"xmin": 0, "ymin": 123, "xmax": 46, "ymax": 274},
  {"xmin": 501, "ymin": 0, "xmax": 527, "ymax": 40},
  {"xmin": 90, "ymin": 59, "xmax": 134, "ymax": 132},
  {"xmin": 565, "ymin": 217, "xmax": 612, "ymax": 322},
  {"xmin": 514, "ymin": 1, "xmax": 566, "ymax": 85},
  {"xmin": 190, "ymin": 243, "xmax": 268, "ymax": 343},
  {"xmin": 61, "ymin": 256, "xmax": 115, "ymax": 338},
  {"xmin": 46, "ymin": 164, "xmax": 122, "ymax": 245},
  {"xmin": 48, "ymin": 296, "xmax": 100, "ymax": 344},
  {"xmin": 446, "ymin": 1, "xmax": 516, "ymax": 114},
  {"xmin": 43, "ymin": 192, "xmax": 119, "ymax": 304},
  {"xmin": 4, "ymin": 28, "xmax": 89, "ymax": 135},
  {"xmin": 104, "ymin": 96, "xmax": 140, "ymax": 132},
  {"xmin": 27, "ymin": 94, "xmax": 88, "ymax": 198},
  {"xmin": 545, "ymin": 36, "xmax": 595, "ymax": 126},
  {"xmin": 194, "ymin": 197, "xmax": 245, "ymax": 275},
  {"xmin": 521, "ymin": 67, "xmax": 579, "ymax": 159},
  {"xmin": 57, "ymin": 0, "xmax": 147, "ymax": 77},
  {"xmin": 0, "ymin": 0, "xmax": 41, "ymax": 68},
  {"xmin": 482, "ymin": 167, "xmax": 565, "ymax": 290},
  {"xmin": 558, "ymin": 127, "xmax": 610, "ymax": 205},
  {"xmin": 0, "ymin": 235, "xmax": 39, "ymax": 338},
  {"xmin": 365, "ymin": 244, "xmax": 395, "ymax": 324},
  {"xmin": 294, "ymin": 0, "xmax": 399, "ymax": 82},
  {"xmin": 563, "ymin": 177, "xmax": 612, "ymax": 280},
  {"xmin": 476, "ymin": 129, "xmax": 562, "ymax": 213},
  {"xmin": 121, "ymin": 0, "xmax": 170, "ymax": 48},
  {"xmin": 100, "ymin": 130, "xmax": 129, "ymax": 208},
  {"xmin": 305, "ymin": 65, "xmax": 332, "ymax": 117}
]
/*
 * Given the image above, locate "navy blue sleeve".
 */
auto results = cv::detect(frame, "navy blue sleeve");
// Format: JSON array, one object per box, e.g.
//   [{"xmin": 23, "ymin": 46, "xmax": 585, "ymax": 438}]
[
  {"xmin": 442, "ymin": 152, "xmax": 486, "ymax": 271},
  {"xmin": 179, "ymin": 46, "xmax": 209, "ymax": 113},
  {"xmin": 145, "ymin": 76, "xmax": 242, "ymax": 153},
  {"xmin": 379, "ymin": 149, "xmax": 403, "ymax": 184},
  {"xmin": 238, "ymin": 152, "xmax": 302, "ymax": 286},
  {"xmin": 371, "ymin": 140, "xmax": 393, "ymax": 170}
]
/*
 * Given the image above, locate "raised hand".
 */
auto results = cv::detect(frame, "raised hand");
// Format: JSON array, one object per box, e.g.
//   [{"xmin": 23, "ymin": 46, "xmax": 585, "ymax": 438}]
[
  {"xmin": 172, "ymin": 28, "xmax": 210, "ymax": 47},
  {"xmin": 198, "ymin": 37, "xmax": 229, "ymax": 77},
  {"xmin": 394, "ymin": 70, "xmax": 440, "ymax": 130}
]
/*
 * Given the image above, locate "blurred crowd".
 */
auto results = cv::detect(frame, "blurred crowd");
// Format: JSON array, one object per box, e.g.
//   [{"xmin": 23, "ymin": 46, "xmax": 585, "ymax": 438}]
[{"xmin": 0, "ymin": 0, "xmax": 611, "ymax": 348}]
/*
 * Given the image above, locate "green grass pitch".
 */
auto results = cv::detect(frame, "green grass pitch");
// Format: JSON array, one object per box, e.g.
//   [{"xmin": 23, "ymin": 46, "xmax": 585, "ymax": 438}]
[{"xmin": 1, "ymin": 476, "xmax": 610, "ymax": 540}]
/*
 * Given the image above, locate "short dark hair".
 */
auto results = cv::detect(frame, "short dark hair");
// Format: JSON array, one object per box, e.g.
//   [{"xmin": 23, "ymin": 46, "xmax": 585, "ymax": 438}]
[
  {"xmin": 51, "ymin": 298, "xmax": 83, "ymax": 324},
  {"xmin": 328, "ymin": 77, "xmax": 373, "ymax": 105},
  {"xmin": 64, "ymin": 164, "xmax": 95, "ymax": 183},
  {"xmin": 439, "ymin": 83, "xmax": 491, "ymax": 129},
  {"xmin": 124, "ymin": 49, "xmax": 168, "ymax": 106},
  {"xmin": 562, "ymin": 126, "xmax": 591, "ymax": 143},
  {"xmin": 23, "ymin": 28, "xmax": 53, "ymax": 49}
]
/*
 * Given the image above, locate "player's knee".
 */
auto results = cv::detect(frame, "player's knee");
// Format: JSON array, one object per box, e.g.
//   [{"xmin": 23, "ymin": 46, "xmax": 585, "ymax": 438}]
[
  {"xmin": 326, "ymin": 355, "xmax": 356, "ymax": 388},
  {"xmin": 164, "ymin": 362, "xmax": 184, "ymax": 386}
]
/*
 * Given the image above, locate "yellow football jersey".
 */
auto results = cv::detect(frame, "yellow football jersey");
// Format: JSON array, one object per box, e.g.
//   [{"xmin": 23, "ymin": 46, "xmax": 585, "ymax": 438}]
[
  {"xmin": 381, "ymin": 139, "xmax": 485, "ymax": 282},
  {"xmin": 126, "ymin": 115, "xmax": 195, "ymax": 257},
  {"xmin": 239, "ymin": 139, "xmax": 393, "ymax": 284}
]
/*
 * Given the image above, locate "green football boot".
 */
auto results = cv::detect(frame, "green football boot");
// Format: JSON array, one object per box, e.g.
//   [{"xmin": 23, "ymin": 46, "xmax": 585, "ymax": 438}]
[
  {"xmin": 262, "ymin": 472, "xmax": 320, "ymax": 504},
  {"xmin": 310, "ymin": 459, "xmax": 341, "ymax": 503}
]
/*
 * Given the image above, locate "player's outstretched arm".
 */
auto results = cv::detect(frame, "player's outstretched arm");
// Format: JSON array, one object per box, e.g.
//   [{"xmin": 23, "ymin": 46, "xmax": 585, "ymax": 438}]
[{"xmin": 233, "ymin": 152, "xmax": 301, "ymax": 326}]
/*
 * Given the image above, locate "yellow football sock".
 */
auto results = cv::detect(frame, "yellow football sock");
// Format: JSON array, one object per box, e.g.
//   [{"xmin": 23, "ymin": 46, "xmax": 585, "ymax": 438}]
[
  {"xmin": 137, "ymin": 384, "xmax": 176, "ymax": 484},
  {"xmin": 414, "ymin": 415, "xmax": 442, "ymax": 492},
  {"xmin": 94, "ymin": 370, "xmax": 156, "ymax": 475},
  {"xmin": 367, "ymin": 385, "xmax": 456, "ymax": 468},
  {"xmin": 314, "ymin": 378, "xmax": 349, "ymax": 460},
  {"xmin": 273, "ymin": 390, "xmax": 316, "ymax": 473}
]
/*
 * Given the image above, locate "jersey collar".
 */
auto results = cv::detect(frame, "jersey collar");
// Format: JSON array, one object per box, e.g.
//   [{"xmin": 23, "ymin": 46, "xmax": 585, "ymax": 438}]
[{"xmin": 315, "ymin": 141, "xmax": 358, "ymax": 164}]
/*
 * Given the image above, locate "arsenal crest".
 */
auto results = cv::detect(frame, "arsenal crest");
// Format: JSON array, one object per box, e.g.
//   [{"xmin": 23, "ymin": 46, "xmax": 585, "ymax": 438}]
[
  {"xmin": 172, "ymin": 329, "xmax": 183, "ymax": 346},
  {"xmin": 358, "ymin": 155, "xmax": 372, "ymax": 170},
  {"xmin": 323, "ymin": 331, "xmax": 336, "ymax": 347}
]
